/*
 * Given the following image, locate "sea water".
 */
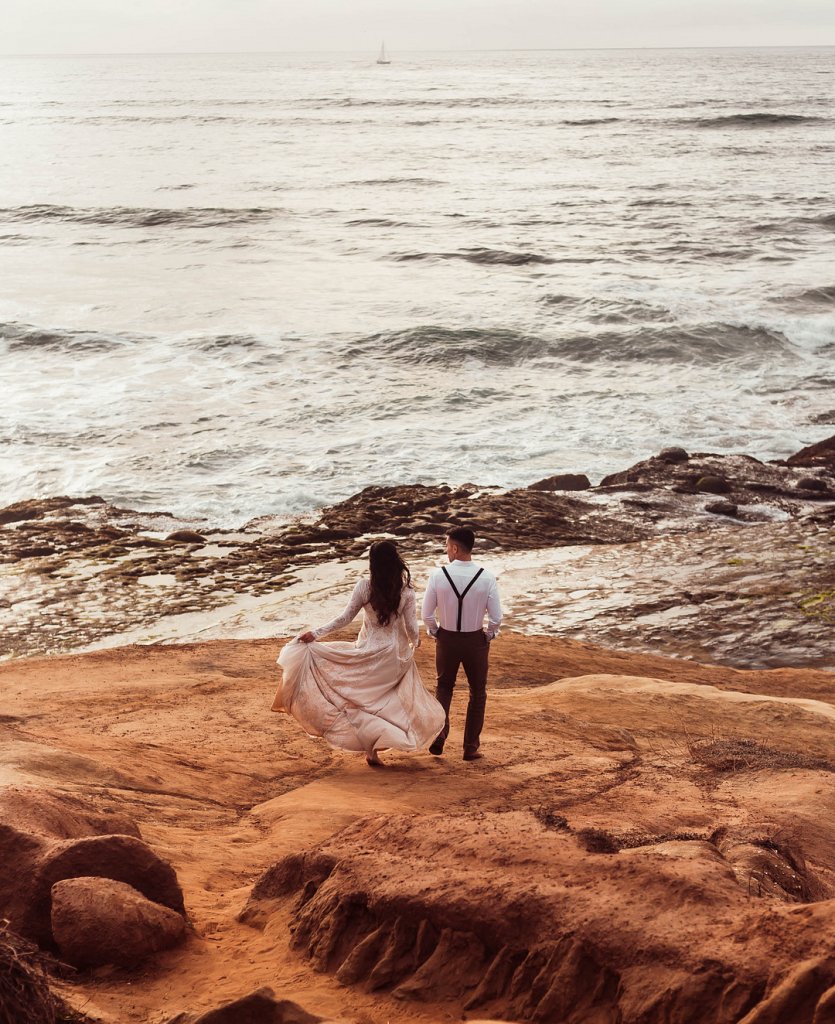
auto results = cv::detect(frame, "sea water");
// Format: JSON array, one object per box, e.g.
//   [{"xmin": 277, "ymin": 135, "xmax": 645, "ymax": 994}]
[{"xmin": 1, "ymin": 48, "xmax": 833, "ymax": 523}]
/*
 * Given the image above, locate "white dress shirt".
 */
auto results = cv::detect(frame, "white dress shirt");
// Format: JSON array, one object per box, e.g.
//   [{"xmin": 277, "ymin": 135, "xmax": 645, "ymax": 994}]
[{"xmin": 422, "ymin": 560, "xmax": 502, "ymax": 639}]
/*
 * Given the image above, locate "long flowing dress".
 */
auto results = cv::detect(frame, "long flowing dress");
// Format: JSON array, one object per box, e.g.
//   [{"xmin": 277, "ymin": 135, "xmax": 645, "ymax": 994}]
[{"xmin": 273, "ymin": 579, "xmax": 445, "ymax": 754}]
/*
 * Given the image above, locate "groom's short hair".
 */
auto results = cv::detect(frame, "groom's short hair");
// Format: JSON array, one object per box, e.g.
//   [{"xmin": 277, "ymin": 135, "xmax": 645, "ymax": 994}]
[{"xmin": 447, "ymin": 527, "xmax": 475, "ymax": 551}]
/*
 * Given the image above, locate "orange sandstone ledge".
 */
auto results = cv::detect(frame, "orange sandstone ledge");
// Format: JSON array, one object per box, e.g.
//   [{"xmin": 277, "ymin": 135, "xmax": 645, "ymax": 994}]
[{"xmin": 1, "ymin": 634, "xmax": 834, "ymax": 1024}]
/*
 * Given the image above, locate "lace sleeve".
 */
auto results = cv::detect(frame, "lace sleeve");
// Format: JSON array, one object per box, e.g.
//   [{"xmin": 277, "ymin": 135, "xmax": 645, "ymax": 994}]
[
  {"xmin": 312, "ymin": 578, "xmax": 369, "ymax": 640},
  {"xmin": 402, "ymin": 586, "xmax": 419, "ymax": 646}
]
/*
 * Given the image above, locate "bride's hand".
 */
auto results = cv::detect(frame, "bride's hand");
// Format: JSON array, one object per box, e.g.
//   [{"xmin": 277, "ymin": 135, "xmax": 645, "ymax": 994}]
[{"xmin": 298, "ymin": 631, "xmax": 316, "ymax": 644}]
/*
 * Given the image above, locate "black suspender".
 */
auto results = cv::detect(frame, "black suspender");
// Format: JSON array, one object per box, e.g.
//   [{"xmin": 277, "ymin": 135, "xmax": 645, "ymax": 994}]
[{"xmin": 441, "ymin": 566, "xmax": 485, "ymax": 632}]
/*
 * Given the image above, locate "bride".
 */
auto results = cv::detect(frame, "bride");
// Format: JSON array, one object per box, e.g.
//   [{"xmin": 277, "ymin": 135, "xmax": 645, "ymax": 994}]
[{"xmin": 273, "ymin": 540, "xmax": 444, "ymax": 767}]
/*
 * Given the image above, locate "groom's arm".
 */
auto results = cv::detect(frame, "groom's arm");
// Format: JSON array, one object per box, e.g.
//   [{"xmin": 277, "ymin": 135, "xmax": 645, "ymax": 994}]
[
  {"xmin": 421, "ymin": 574, "xmax": 439, "ymax": 637},
  {"xmin": 485, "ymin": 576, "xmax": 502, "ymax": 640}
]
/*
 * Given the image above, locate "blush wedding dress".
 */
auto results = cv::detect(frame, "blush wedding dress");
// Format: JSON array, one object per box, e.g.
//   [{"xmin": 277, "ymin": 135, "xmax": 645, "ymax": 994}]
[{"xmin": 274, "ymin": 579, "xmax": 445, "ymax": 755}]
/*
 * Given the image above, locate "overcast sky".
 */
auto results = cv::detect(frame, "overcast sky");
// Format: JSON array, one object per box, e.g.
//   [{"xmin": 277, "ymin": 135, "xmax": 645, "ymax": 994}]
[{"xmin": 3, "ymin": 0, "xmax": 835, "ymax": 54}]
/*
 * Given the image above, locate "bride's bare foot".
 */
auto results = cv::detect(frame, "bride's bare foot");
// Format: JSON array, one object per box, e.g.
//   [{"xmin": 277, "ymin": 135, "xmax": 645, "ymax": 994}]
[{"xmin": 366, "ymin": 751, "xmax": 384, "ymax": 767}]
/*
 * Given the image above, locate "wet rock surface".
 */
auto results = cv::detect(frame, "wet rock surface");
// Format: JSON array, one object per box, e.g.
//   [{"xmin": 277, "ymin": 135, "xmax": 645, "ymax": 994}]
[
  {"xmin": 1, "ymin": 435, "xmax": 833, "ymax": 666},
  {"xmin": 507, "ymin": 515, "xmax": 834, "ymax": 668}
]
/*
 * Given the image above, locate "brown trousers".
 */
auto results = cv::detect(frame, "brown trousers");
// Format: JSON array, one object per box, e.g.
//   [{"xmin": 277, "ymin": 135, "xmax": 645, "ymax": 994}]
[{"xmin": 434, "ymin": 628, "xmax": 489, "ymax": 753}]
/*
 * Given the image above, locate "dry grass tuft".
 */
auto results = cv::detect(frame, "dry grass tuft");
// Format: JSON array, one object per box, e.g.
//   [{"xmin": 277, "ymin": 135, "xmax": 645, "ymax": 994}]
[
  {"xmin": 576, "ymin": 828, "xmax": 621, "ymax": 855},
  {"xmin": 684, "ymin": 734, "xmax": 833, "ymax": 774},
  {"xmin": 0, "ymin": 921, "xmax": 88, "ymax": 1024},
  {"xmin": 532, "ymin": 806, "xmax": 570, "ymax": 831},
  {"xmin": 0, "ymin": 921, "xmax": 56, "ymax": 1024}
]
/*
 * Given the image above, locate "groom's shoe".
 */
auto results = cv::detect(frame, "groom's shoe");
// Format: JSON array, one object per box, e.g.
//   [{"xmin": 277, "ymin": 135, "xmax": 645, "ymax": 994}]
[
  {"xmin": 429, "ymin": 740, "xmax": 445, "ymax": 756},
  {"xmin": 463, "ymin": 749, "xmax": 484, "ymax": 762}
]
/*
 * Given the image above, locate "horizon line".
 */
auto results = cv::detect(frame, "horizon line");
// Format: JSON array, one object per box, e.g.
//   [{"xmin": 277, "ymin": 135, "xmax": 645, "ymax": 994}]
[{"xmin": 2, "ymin": 42, "xmax": 835, "ymax": 57}]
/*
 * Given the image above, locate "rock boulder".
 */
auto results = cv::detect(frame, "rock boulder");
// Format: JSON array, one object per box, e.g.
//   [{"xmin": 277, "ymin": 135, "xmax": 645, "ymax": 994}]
[
  {"xmin": 0, "ymin": 786, "xmax": 185, "ymax": 952},
  {"xmin": 51, "ymin": 876, "xmax": 186, "ymax": 968},
  {"xmin": 528, "ymin": 473, "xmax": 591, "ymax": 491},
  {"xmin": 164, "ymin": 986, "xmax": 343, "ymax": 1023},
  {"xmin": 787, "ymin": 433, "xmax": 835, "ymax": 470}
]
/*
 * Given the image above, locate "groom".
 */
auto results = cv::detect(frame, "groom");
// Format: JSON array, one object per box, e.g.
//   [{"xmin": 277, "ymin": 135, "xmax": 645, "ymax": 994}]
[{"xmin": 422, "ymin": 527, "xmax": 502, "ymax": 761}]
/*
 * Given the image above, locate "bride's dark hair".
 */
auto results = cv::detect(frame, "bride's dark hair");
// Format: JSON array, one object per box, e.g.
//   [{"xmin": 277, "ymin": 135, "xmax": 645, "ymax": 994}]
[{"xmin": 368, "ymin": 540, "xmax": 412, "ymax": 627}]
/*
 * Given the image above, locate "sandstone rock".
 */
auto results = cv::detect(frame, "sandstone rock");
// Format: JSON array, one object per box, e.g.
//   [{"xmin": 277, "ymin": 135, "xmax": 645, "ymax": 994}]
[
  {"xmin": 705, "ymin": 501, "xmax": 739, "ymax": 517},
  {"xmin": 243, "ymin": 809, "xmax": 835, "ymax": 1024},
  {"xmin": 167, "ymin": 530, "xmax": 207, "ymax": 544},
  {"xmin": 164, "ymin": 986, "xmax": 336, "ymax": 1023},
  {"xmin": 658, "ymin": 446, "xmax": 689, "ymax": 463},
  {"xmin": 0, "ymin": 786, "xmax": 140, "ymax": 842},
  {"xmin": 737, "ymin": 957, "xmax": 835, "ymax": 1024},
  {"xmin": 0, "ymin": 787, "xmax": 184, "ymax": 949},
  {"xmin": 528, "ymin": 473, "xmax": 591, "ymax": 491},
  {"xmin": 51, "ymin": 876, "xmax": 186, "ymax": 968},
  {"xmin": 695, "ymin": 475, "xmax": 731, "ymax": 495},
  {"xmin": 301, "ymin": 483, "xmax": 642, "ymax": 552}
]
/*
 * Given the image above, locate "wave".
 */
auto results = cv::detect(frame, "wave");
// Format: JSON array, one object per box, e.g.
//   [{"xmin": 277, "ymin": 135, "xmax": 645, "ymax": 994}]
[
  {"xmin": 0, "ymin": 321, "xmax": 138, "ymax": 353},
  {"xmin": 540, "ymin": 295, "xmax": 675, "ymax": 325},
  {"xmin": 628, "ymin": 198, "xmax": 694, "ymax": 208},
  {"xmin": 687, "ymin": 112, "xmax": 826, "ymax": 128},
  {"xmin": 308, "ymin": 96, "xmax": 538, "ymax": 109},
  {"xmin": 561, "ymin": 117, "xmax": 621, "ymax": 126},
  {"xmin": 797, "ymin": 285, "xmax": 835, "ymax": 302},
  {"xmin": 342, "ymin": 322, "xmax": 791, "ymax": 369},
  {"xmin": 394, "ymin": 247, "xmax": 554, "ymax": 267},
  {"xmin": 347, "ymin": 217, "xmax": 418, "ymax": 228},
  {"xmin": 348, "ymin": 177, "xmax": 440, "ymax": 187},
  {"xmin": 0, "ymin": 204, "xmax": 277, "ymax": 228},
  {"xmin": 193, "ymin": 333, "xmax": 265, "ymax": 351},
  {"xmin": 0, "ymin": 323, "xmax": 283, "ymax": 356},
  {"xmin": 552, "ymin": 324, "xmax": 789, "ymax": 365},
  {"xmin": 809, "ymin": 213, "xmax": 835, "ymax": 229},
  {"xmin": 343, "ymin": 326, "xmax": 546, "ymax": 366},
  {"xmin": 779, "ymin": 285, "xmax": 835, "ymax": 308}
]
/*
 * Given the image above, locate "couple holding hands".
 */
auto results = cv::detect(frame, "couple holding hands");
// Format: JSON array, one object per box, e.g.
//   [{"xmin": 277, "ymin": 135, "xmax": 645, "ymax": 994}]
[{"xmin": 273, "ymin": 527, "xmax": 502, "ymax": 767}]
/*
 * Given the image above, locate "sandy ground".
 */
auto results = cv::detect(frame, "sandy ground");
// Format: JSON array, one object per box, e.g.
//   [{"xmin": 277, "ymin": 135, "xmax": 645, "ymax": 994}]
[{"xmin": 1, "ymin": 634, "xmax": 834, "ymax": 1022}]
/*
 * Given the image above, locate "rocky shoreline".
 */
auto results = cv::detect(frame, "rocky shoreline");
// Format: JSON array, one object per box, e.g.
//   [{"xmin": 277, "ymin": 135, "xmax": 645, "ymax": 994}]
[{"xmin": 1, "ymin": 434, "xmax": 833, "ymax": 667}]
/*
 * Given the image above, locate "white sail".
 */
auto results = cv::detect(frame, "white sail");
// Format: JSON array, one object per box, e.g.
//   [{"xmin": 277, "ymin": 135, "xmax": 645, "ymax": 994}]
[{"xmin": 376, "ymin": 41, "xmax": 391, "ymax": 64}]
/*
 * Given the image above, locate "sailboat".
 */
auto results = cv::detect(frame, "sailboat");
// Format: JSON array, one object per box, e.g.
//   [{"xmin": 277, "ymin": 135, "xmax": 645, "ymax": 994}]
[{"xmin": 376, "ymin": 41, "xmax": 391, "ymax": 65}]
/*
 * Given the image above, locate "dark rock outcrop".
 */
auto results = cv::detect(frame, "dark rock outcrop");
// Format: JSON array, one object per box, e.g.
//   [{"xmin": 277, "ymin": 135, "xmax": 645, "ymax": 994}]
[
  {"xmin": 51, "ymin": 876, "xmax": 186, "ymax": 968},
  {"xmin": 658, "ymin": 446, "xmax": 689, "ymax": 463},
  {"xmin": 787, "ymin": 433, "xmax": 835, "ymax": 470},
  {"xmin": 167, "ymin": 530, "xmax": 207, "ymax": 544},
  {"xmin": 704, "ymin": 500, "xmax": 738, "ymax": 516},
  {"xmin": 0, "ymin": 495, "xmax": 105, "ymax": 526},
  {"xmin": 528, "ymin": 473, "xmax": 591, "ymax": 491},
  {"xmin": 695, "ymin": 474, "xmax": 731, "ymax": 495},
  {"xmin": 165, "ymin": 987, "xmax": 336, "ymax": 1023}
]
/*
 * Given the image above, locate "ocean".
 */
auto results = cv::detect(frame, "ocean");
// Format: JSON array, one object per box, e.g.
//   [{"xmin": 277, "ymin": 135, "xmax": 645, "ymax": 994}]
[{"xmin": 1, "ymin": 47, "xmax": 833, "ymax": 524}]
